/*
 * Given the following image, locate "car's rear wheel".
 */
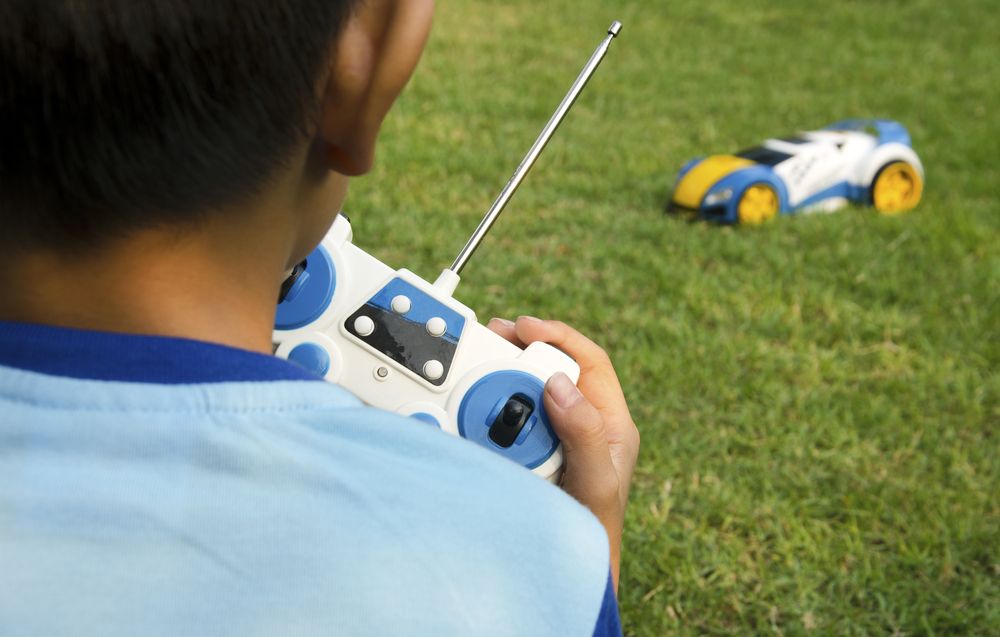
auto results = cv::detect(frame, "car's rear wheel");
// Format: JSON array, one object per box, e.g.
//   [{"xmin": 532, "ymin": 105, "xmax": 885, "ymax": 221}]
[
  {"xmin": 871, "ymin": 161, "xmax": 923, "ymax": 213},
  {"xmin": 737, "ymin": 183, "xmax": 779, "ymax": 224}
]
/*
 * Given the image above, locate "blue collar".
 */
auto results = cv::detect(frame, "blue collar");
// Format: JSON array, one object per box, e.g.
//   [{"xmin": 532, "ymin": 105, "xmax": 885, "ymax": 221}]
[{"xmin": 0, "ymin": 321, "xmax": 319, "ymax": 384}]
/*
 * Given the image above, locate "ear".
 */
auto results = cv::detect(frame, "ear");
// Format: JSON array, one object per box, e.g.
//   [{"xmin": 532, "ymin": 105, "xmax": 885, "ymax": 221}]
[{"xmin": 319, "ymin": 0, "xmax": 435, "ymax": 176}]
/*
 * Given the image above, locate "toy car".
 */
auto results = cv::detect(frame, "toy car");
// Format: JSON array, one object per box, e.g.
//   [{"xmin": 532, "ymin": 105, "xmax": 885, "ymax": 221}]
[{"xmin": 668, "ymin": 119, "xmax": 924, "ymax": 224}]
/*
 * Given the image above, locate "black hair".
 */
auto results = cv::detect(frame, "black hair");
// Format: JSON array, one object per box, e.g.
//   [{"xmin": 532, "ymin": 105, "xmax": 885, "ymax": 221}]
[{"xmin": 0, "ymin": 0, "xmax": 358, "ymax": 251}]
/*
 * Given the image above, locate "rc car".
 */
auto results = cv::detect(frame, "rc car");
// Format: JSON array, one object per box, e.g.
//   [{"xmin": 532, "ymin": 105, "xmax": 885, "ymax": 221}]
[{"xmin": 668, "ymin": 119, "xmax": 924, "ymax": 224}]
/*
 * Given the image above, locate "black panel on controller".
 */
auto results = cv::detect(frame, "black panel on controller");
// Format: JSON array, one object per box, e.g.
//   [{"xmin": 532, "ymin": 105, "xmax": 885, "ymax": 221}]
[
  {"xmin": 488, "ymin": 394, "xmax": 535, "ymax": 448},
  {"xmin": 345, "ymin": 304, "xmax": 458, "ymax": 386}
]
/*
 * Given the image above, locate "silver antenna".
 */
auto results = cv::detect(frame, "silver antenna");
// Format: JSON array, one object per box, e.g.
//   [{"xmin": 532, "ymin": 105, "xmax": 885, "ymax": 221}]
[{"xmin": 444, "ymin": 21, "xmax": 622, "ymax": 280}]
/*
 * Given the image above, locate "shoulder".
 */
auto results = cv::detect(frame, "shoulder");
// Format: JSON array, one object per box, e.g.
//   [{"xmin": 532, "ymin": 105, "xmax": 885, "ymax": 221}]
[
  {"xmin": 265, "ymin": 400, "xmax": 614, "ymax": 636},
  {"xmin": 1, "ymin": 373, "xmax": 613, "ymax": 636},
  {"xmin": 282, "ymin": 398, "xmax": 610, "ymax": 564}
]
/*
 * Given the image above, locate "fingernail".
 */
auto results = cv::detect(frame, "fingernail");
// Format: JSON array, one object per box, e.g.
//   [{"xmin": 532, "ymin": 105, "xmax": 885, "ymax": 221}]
[
  {"xmin": 519, "ymin": 315, "xmax": 542, "ymax": 324},
  {"xmin": 489, "ymin": 317, "xmax": 514, "ymax": 327},
  {"xmin": 547, "ymin": 372, "xmax": 581, "ymax": 408}
]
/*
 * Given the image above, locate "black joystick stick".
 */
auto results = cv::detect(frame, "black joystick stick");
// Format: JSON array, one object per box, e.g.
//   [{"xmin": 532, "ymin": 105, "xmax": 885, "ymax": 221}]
[{"xmin": 489, "ymin": 394, "xmax": 535, "ymax": 448}]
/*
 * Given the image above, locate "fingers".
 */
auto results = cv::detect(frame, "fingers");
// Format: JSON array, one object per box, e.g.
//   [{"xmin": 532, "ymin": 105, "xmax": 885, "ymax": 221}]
[
  {"xmin": 544, "ymin": 372, "xmax": 619, "ymax": 514},
  {"xmin": 514, "ymin": 316, "xmax": 627, "ymax": 419},
  {"xmin": 518, "ymin": 317, "xmax": 639, "ymax": 500},
  {"xmin": 513, "ymin": 316, "xmax": 613, "ymax": 376},
  {"xmin": 544, "ymin": 371, "xmax": 623, "ymax": 590},
  {"xmin": 545, "ymin": 373, "xmax": 615, "ymax": 481},
  {"xmin": 486, "ymin": 317, "xmax": 525, "ymax": 348},
  {"xmin": 491, "ymin": 317, "xmax": 617, "ymax": 382},
  {"xmin": 491, "ymin": 315, "xmax": 639, "ymax": 495}
]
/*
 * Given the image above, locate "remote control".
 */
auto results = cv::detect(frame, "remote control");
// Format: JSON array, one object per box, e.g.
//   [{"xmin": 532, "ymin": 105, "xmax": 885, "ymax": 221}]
[{"xmin": 273, "ymin": 21, "xmax": 622, "ymax": 481}]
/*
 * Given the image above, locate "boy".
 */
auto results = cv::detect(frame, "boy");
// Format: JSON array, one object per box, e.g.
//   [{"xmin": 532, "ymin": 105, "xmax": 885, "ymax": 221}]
[{"xmin": 0, "ymin": 1, "xmax": 639, "ymax": 635}]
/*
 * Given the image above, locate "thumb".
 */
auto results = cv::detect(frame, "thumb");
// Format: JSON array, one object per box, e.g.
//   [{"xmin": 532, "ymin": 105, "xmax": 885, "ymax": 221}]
[{"xmin": 544, "ymin": 372, "xmax": 618, "ymax": 508}]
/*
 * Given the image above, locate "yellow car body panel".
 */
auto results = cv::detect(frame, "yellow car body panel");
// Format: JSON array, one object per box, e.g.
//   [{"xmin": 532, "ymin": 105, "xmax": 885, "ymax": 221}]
[{"xmin": 671, "ymin": 155, "xmax": 755, "ymax": 209}]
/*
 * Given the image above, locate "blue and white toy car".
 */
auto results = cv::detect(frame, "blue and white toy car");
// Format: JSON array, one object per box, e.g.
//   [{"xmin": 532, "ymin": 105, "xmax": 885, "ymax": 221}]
[{"xmin": 669, "ymin": 119, "xmax": 924, "ymax": 224}]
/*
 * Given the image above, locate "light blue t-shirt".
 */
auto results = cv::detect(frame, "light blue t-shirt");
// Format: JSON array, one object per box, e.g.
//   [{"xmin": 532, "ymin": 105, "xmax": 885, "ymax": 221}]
[{"xmin": 0, "ymin": 321, "xmax": 620, "ymax": 636}]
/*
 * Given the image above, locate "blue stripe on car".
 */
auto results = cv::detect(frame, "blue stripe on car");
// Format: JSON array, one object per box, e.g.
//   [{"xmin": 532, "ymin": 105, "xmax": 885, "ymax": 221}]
[{"xmin": 701, "ymin": 166, "xmax": 790, "ymax": 223}]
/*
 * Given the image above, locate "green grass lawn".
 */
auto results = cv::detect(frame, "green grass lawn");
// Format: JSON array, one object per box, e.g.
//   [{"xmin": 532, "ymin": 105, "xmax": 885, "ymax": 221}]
[{"xmin": 348, "ymin": 1, "xmax": 999, "ymax": 634}]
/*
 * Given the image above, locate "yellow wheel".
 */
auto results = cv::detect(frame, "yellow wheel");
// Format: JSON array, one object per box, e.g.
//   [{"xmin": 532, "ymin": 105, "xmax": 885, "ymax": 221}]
[
  {"xmin": 737, "ymin": 183, "xmax": 779, "ymax": 225},
  {"xmin": 872, "ymin": 161, "xmax": 923, "ymax": 214}
]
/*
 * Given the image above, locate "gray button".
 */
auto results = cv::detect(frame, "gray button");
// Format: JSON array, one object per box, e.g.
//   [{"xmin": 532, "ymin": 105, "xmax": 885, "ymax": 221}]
[
  {"xmin": 353, "ymin": 315, "xmax": 375, "ymax": 337},
  {"xmin": 422, "ymin": 360, "xmax": 444, "ymax": 381},
  {"xmin": 426, "ymin": 317, "xmax": 447, "ymax": 337},
  {"xmin": 391, "ymin": 295, "xmax": 412, "ymax": 314}
]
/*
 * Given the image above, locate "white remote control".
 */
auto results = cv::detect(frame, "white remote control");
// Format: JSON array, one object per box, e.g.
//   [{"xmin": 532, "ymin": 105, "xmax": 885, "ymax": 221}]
[{"xmin": 273, "ymin": 22, "xmax": 622, "ymax": 481}]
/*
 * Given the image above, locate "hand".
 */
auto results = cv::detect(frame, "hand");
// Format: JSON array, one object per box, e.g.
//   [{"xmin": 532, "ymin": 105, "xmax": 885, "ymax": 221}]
[{"xmin": 486, "ymin": 316, "xmax": 640, "ymax": 592}]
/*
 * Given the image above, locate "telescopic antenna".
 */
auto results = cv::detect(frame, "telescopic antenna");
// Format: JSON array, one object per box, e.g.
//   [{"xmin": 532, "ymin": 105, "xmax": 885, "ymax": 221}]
[{"xmin": 433, "ymin": 21, "xmax": 622, "ymax": 295}]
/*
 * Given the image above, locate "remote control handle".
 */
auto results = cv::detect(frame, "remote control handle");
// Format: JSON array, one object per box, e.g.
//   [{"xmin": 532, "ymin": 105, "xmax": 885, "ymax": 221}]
[{"xmin": 448, "ymin": 21, "xmax": 623, "ymax": 276}]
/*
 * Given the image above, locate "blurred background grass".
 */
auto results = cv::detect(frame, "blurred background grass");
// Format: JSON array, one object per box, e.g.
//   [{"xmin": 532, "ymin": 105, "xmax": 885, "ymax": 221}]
[{"xmin": 347, "ymin": 1, "xmax": 998, "ymax": 634}]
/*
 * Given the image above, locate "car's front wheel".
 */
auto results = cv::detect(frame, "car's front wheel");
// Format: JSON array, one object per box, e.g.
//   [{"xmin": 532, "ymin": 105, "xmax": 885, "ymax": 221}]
[
  {"xmin": 871, "ymin": 161, "xmax": 923, "ymax": 213},
  {"xmin": 737, "ymin": 183, "xmax": 779, "ymax": 224}
]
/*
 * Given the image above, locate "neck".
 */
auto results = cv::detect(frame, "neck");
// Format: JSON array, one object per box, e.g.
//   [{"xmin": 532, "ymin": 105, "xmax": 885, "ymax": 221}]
[
  {"xmin": 0, "ymin": 141, "xmax": 345, "ymax": 353},
  {"xmin": 0, "ymin": 222, "xmax": 292, "ymax": 354}
]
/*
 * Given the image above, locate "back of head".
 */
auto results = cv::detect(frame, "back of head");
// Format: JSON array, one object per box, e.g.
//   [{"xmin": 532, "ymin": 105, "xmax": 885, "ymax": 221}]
[{"xmin": 0, "ymin": 0, "xmax": 357, "ymax": 253}]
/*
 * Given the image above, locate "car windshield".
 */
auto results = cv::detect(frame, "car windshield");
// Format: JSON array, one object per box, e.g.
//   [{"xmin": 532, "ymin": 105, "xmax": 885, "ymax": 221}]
[{"xmin": 737, "ymin": 146, "xmax": 792, "ymax": 166}]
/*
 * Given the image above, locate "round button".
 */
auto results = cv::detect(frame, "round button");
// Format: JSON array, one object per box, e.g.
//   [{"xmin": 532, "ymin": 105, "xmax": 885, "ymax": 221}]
[
  {"xmin": 426, "ymin": 317, "xmax": 447, "ymax": 337},
  {"xmin": 423, "ymin": 360, "xmax": 444, "ymax": 381},
  {"xmin": 391, "ymin": 295, "xmax": 412, "ymax": 314},
  {"xmin": 374, "ymin": 366, "xmax": 390, "ymax": 381},
  {"xmin": 353, "ymin": 315, "xmax": 375, "ymax": 337},
  {"xmin": 287, "ymin": 343, "xmax": 331, "ymax": 377},
  {"xmin": 410, "ymin": 412, "xmax": 441, "ymax": 428}
]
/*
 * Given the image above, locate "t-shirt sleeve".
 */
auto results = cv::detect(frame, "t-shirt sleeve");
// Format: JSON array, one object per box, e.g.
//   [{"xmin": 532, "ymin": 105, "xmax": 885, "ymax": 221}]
[{"xmin": 591, "ymin": 571, "xmax": 623, "ymax": 637}]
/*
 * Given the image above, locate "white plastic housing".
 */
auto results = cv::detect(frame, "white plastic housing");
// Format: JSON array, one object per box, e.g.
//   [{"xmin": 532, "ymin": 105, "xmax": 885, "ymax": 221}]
[{"xmin": 274, "ymin": 215, "xmax": 579, "ymax": 481}]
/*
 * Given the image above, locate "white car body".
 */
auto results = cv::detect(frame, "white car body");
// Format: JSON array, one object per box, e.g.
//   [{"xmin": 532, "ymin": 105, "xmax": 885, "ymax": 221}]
[{"xmin": 766, "ymin": 128, "xmax": 923, "ymax": 212}]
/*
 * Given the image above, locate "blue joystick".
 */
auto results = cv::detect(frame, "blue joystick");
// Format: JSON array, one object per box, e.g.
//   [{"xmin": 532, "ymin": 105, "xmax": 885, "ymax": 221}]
[
  {"xmin": 411, "ymin": 412, "xmax": 442, "ymax": 428},
  {"xmin": 281, "ymin": 270, "xmax": 310, "ymax": 303},
  {"xmin": 275, "ymin": 245, "xmax": 336, "ymax": 331},
  {"xmin": 288, "ymin": 343, "xmax": 331, "ymax": 377},
  {"xmin": 457, "ymin": 371, "xmax": 558, "ymax": 470}
]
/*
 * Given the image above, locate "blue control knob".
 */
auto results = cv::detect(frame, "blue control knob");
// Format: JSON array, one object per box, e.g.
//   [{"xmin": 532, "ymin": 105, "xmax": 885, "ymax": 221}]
[
  {"xmin": 275, "ymin": 245, "xmax": 336, "ymax": 330},
  {"xmin": 287, "ymin": 343, "xmax": 331, "ymax": 377},
  {"xmin": 281, "ymin": 270, "xmax": 311, "ymax": 303},
  {"xmin": 410, "ymin": 412, "xmax": 442, "ymax": 428},
  {"xmin": 457, "ymin": 371, "xmax": 558, "ymax": 469}
]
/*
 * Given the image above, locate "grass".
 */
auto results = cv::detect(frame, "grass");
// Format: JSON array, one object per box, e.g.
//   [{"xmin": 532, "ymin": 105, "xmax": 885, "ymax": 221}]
[{"xmin": 347, "ymin": 1, "xmax": 999, "ymax": 634}]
